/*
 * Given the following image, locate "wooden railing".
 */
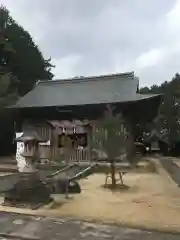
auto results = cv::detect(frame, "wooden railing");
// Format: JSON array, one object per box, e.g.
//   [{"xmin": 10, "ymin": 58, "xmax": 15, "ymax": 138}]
[
  {"xmin": 39, "ymin": 146, "xmax": 90, "ymax": 162},
  {"xmin": 70, "ymin": 149, "xmax": 89, "ymax": 162}
]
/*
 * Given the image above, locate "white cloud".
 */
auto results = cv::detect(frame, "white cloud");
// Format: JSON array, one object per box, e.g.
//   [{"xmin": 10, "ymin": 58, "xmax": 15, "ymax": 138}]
[
  {"xmin": 136, "ymin": 49, "xmax": 164, "ymax": 69},
  {"xmin": 1, "ymin": 0, "xmax": 180, "ymax": 86},
  {"xmin": 51, "ymin": 55, "xmax": 82, "ymax": 79},
  {"xmin": 167, "ymin": 0, "xmax": 180, "ymax": 34},
  {"xmin": 135, "ymin": 0, "xmax": 180, "ymax": 85}
]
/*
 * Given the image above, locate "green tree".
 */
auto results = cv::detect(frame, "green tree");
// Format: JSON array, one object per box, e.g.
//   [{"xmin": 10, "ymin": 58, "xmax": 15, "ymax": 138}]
[
  {"xmin": 0, "ymin": 5, "xmax": 54, "ymax": 156},
  {"xmin": 92, "ymin": 104, "xmax": 127, "ymax": 188},
  {"xmin": 2, "ymin": 5, "xmax": 54, "ymax": 96},
  {"xmin": 159, "ymin": 74, "xmax": 180, "ymax": 144},
  {"xmin": 0, "ymin": 5, "xmax": 18, "ymax": 108},
  {"xmin": 139, "ymin": 73, "xmax": 180, "ymax": 145}
]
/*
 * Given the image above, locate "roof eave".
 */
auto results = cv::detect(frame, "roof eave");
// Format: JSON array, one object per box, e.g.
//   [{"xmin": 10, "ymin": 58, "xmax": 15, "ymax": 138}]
[{"xmin": 9, "ymin": 93, "xmax": 162, "ymax": 109}]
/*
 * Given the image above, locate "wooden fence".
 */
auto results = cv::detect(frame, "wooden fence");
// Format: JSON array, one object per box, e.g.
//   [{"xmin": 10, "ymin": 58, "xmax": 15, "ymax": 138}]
[{"xmin": 39, "ymin": 145, "xmax": 90, "ymax": 162}]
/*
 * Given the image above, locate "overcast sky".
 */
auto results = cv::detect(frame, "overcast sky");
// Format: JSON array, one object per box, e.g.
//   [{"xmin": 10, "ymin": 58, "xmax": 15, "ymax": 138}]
[{"xmin": 2, "ymin": 0, "xmax": 180, "ymax": 86}]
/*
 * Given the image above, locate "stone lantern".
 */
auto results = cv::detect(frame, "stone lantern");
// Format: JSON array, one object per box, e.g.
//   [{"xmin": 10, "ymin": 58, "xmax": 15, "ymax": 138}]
[
  {"xmin": 15, "ymin": 130, "xmax": 43, "ymax": 173},
  {"xmin": 3, "ymin": 130, "xmax": 52, "ymax": 208}
]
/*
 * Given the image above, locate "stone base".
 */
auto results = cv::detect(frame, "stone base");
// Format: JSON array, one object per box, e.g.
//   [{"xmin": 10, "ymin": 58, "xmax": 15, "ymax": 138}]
[
  {"xmin": 2, "ymin": 199, "xmax": 52, "ymax": 210},
  {"xmin": 49, "ymin": 178, "xmax": 81, "ymax": 194},
  {"xmin": 3, "ymin": 172, "xmax": 52, "ymax": 209},
  {"xmin": 56, "ymin": 180, "xmax": 81, "ymax": 194}
]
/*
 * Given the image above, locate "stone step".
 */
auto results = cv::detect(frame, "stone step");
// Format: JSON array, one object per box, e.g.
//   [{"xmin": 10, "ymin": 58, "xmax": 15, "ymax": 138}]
[
  {"xmin": 0, "ymin": 164, "xmax": 18, "ymax": 173},
  {"xmin": 0, "ymin": 156, "xmax": 17, "ymax": 165}
]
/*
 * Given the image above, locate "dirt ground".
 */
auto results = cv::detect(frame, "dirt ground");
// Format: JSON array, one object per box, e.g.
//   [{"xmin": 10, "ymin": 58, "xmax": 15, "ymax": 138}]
[
  {"xmin": 1, "ymin": 164, "xmax": 180, "ymax": 233},
  {"xmin": 49, "ymin": 172, "xmax": 180, "ymax": 232}
]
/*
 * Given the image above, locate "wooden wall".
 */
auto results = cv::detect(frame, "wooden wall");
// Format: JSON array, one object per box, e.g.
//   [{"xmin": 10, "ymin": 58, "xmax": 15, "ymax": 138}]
[
  {"xmin": 20, "ymin": 117, "xmax": 128, "ymax": 163},
  {"xmin": 21, "ymin": 120, "xmax": 90, "ymax": 162}
]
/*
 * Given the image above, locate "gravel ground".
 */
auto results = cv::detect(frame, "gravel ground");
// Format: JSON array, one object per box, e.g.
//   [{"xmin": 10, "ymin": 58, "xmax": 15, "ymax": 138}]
[{"xmin": 0, "ymin": 212, "xmax": 179, "ymax": 240}]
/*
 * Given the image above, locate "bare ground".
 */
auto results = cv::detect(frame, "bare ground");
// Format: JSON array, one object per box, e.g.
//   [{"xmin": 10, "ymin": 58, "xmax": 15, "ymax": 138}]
[
  {"xmin": 49, "ymin": 172, "xmax": 180, "ymax": 232},
  {"xmin": 0, "ymin": 162, "xmax": 180, "ymax": 233}
]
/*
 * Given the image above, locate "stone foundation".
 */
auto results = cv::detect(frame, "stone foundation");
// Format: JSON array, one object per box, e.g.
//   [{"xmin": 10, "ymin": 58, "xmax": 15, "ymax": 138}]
[{"xmin": 3, "ymin": 172, "xmax": 52, "ymax": 209}]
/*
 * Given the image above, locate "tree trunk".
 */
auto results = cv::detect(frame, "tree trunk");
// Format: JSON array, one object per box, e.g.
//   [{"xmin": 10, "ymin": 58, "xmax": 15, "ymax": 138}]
[{"xmin": 110, "ymin": 160, "xmax": 116, "ymax": 187}]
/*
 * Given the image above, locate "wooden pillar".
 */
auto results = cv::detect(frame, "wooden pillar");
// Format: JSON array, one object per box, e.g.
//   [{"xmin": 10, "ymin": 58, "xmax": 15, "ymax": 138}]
[
  {"xmin": 126, "ymin": 118, "xmax": 136, "ymax": 165},
  {"xmin": 87, "ymin": 124, "xmax": 92, "ymax": 161},
  {"xmin": 50, "ymin": 128, "xmax": 56, "ymax": 161}
]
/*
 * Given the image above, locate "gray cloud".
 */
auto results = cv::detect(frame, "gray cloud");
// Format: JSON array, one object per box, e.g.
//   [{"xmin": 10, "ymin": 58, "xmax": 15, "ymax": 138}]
[{"xmin": 2, "ymin": 0, "xmax": 180, "ymax": 86}]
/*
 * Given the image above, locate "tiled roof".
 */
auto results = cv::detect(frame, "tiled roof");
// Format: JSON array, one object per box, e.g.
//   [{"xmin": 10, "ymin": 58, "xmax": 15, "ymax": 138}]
[{"xmin": 12, "ymin": 72, "xmax": 160, "ymax": 108}]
